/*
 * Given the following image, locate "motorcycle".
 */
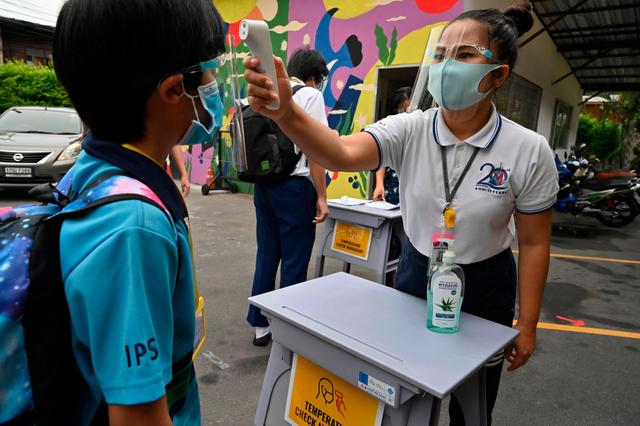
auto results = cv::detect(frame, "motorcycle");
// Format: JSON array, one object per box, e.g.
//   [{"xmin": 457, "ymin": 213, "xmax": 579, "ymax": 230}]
[{"xmin": 554, "ymin": 154, "xmax": 640, "ymax": 227}]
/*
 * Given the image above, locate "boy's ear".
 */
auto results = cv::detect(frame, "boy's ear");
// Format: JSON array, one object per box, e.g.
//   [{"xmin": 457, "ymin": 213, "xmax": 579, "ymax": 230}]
[{"xmin": 158, "ymin": 74, "xmax": 184, "ymax": 104}]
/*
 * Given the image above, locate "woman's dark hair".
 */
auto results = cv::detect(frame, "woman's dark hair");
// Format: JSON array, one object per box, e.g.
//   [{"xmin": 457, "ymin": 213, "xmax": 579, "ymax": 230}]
[
  {"xmin": 387, "ymin": 87, "xmax": 411, "ymax": 116},
  {"xmin": 287, "ymin": 48, "xmax": 329, "ymax": 84},
  {"xmin": 53, "ymin": 0, "xmax": 226, "ymax": 143},
  {"xmin": 450, "ymin": 1, "xmax": 533, "ymax": 70}
]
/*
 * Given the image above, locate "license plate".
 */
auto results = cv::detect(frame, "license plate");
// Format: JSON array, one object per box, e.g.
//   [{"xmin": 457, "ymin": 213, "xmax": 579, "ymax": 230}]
[{"xmin": 4, "ymin": 167, "xmax": 32, "ymax": 177}]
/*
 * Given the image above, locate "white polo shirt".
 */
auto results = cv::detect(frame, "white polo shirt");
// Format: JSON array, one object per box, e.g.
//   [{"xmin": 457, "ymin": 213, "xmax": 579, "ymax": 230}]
[
  {"xmin": 290, "ymin": 78, "xmax": 328, "ymax": 177},
  {"xmin": 365, "ymin": 105, "xmax": 558, "ymax": 264}
]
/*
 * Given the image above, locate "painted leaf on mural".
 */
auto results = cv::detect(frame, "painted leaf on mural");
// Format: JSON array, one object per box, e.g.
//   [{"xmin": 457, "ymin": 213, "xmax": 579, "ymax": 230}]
[
  {"xmin": 388, "ymin": 27, "xmax": 398, "ymax": 65},
  {"xmin": 375, "ymin": 24, "xmax": 389, "ymax": 65}
]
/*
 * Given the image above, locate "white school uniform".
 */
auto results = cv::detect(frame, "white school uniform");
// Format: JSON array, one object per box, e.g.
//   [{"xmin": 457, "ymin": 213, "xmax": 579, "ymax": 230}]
[{"xmin": 365, "ymin": 104, "xmax": 558, "ymax": 264}]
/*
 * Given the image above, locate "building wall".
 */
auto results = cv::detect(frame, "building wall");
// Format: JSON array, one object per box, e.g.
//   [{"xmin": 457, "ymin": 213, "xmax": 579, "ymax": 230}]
[
  {"xmin": 0, "ymin": 30, "xmax": 52, "ymax": 64},
  {"xmin": 196, "ymin": 0, "xmax": 462, "ymax": 195},
  {"xmin": 189, "ymin": 0, "xmax": 580, "ymax": 195}
]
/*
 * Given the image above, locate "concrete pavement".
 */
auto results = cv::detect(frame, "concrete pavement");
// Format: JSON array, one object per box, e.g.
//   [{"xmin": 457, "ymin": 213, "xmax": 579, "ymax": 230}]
[{"xmin": 1, "ymin": 187, "xmax": 638, "ymax": 425}]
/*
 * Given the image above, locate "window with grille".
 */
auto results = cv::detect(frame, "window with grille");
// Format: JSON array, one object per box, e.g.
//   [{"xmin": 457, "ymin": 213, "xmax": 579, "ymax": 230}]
[{"xmin": 494, "ymin": 73, "xmax": 542, "ymax": 131}]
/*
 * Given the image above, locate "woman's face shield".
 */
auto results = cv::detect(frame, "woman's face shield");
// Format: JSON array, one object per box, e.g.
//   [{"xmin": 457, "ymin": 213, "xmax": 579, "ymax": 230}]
[
  {"xmin": 430, "ymin": 43, "xmax": 495, "ymax": 64},
  {"xmin": 408, "ymin": 21, "xmax": 503, "ymax": 121}
]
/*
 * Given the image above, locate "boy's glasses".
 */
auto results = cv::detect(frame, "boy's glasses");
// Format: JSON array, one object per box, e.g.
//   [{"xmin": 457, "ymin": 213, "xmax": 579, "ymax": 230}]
[
  {"xmin": 180, "ymin": 53, "xmax": 227, "ymax": 74},
  {"xmin": 428, "ymin": 43, "xmax": 495, "ymax": 64},
  {"xmin": 177, "ymin": 52, "xmax": 226, "ymax": 89}
]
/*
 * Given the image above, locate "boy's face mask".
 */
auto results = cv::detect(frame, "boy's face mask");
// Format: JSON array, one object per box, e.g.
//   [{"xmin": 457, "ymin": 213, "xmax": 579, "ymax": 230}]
[{"xmin": 176, "ymin": 54, "xmax": 226, "ymax": 146}]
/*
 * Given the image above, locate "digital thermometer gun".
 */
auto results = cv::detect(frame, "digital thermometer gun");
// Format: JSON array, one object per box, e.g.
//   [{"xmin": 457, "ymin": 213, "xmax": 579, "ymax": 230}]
[{"xmin": 239, "ymin": 19, "xmax": 280, "ymax": 110}]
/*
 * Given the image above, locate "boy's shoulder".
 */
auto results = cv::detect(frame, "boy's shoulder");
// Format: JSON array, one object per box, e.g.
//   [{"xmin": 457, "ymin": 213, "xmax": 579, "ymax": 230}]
[{"xmin": 60, "ymin": 152, "xmax": 178, "ymax": 277}]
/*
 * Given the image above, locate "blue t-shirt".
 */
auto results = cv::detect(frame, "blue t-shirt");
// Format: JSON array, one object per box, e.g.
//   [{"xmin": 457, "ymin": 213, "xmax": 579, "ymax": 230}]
[{"xmin": 59, "ymin": 151, "xmax": 201, "ymax": 424}]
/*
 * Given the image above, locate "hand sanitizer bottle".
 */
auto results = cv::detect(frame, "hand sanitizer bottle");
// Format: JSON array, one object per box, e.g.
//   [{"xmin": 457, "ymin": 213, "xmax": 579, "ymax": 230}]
[{"xmin": 427, "ymin": 249, "xmax": 465, "ymax": 333}]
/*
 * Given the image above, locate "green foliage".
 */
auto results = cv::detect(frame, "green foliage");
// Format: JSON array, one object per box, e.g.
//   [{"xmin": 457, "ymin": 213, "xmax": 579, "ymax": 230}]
[
  {"xmin": 374, "ymin": 25, "xmax": 398, "ymax": 66},
  {"xmin": 388, "ymin": 28, "xmax": 398, "ymax": 65},
  {"xmin": 375, "ymin": 25, "xmax": 389, "ymax": 65},
  {"xmin": 0, "ymin": 61, "xmax": 72, "ymax": 113},
  {"xmin": 577, "ymin": 113, "xmax": 621, "ymax": 163}
]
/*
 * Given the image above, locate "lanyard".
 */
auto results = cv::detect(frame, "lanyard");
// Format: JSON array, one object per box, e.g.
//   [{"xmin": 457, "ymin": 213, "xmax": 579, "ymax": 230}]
[{"xmin": 440, "ymin": 145, "xmax": 480, "ymax": 212}]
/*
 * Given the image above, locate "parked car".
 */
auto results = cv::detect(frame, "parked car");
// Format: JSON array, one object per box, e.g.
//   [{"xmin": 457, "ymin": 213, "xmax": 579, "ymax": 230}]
[{"xmin": 0, "ymin": 106, "xmax": 83, "ymax": 188}]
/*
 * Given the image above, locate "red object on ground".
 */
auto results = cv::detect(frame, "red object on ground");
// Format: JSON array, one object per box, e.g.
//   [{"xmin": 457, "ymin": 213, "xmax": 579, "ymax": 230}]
[
  {"xmin": 555, "ymin": 315, "xmax": 586, "ymax": 327},
  {"xmin": 205, "ymin": 166, "xmax": 215, "ymax": 188}
]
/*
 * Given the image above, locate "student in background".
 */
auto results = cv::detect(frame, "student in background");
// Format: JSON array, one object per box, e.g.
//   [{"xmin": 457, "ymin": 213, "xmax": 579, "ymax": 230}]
[
  {"xmin": 373, "ymin": 86, "xmax": 411, "ymax": 205},
  {"xmin": 247, "ymin": 48, "xmax": 330, "ymax": 346}
]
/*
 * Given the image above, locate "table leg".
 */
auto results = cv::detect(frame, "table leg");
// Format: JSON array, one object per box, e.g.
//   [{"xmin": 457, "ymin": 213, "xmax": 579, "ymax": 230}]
[
  {"xmin": 451, "ymin": 367, "xmax": 487, "ymax": 426},
  {"xmin": 315, "ymin": 254, "xmax": 325, "ymax": 278},
  {"xmin": 254, "ymin": 342, "xmax": 292, "ymax": 426}
]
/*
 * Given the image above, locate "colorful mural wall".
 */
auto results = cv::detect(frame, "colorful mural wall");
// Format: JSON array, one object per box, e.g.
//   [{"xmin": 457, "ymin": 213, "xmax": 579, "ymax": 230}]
[{"xmin": 182, "ymin": 0, "xmax": 463, "ymax": 198}]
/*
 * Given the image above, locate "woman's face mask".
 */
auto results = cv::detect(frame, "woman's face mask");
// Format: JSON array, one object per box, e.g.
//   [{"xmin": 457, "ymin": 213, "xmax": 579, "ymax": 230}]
[{"xmin": 427, "ymin": 42, "xmax": 502, "ymax": 111}]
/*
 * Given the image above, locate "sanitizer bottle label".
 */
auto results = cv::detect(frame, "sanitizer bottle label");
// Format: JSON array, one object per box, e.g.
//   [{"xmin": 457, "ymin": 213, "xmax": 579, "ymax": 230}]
[{"xmin": 431, "ymin": 275, "xmax": 461, "ymax": 328}]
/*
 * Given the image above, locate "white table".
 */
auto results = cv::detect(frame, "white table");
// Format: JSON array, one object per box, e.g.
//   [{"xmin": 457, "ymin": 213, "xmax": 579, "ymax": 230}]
[
  {"xmin": 316, "ymin": 202, "xmax": 405, "ymax": 285},
  {"xmin": 249, "ymin": 273, "xmax": 519, "ymax": 426}
]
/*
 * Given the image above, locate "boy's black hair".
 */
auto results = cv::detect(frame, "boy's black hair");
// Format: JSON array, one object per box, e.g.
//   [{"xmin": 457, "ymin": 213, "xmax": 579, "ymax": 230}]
[
  {"xmin": 287, "ymin": 48, "xmax": 328, "ymax": 85},
  {"xmin": 53, "ymin": 0, "xmax": 226, "ymax": 144}
]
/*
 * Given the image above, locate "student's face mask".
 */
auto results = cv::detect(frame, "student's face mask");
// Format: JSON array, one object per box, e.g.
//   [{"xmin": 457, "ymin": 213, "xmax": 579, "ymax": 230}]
[{"xmin": 176, "ymin": 55, "xmax": 226, "ymax": 146}]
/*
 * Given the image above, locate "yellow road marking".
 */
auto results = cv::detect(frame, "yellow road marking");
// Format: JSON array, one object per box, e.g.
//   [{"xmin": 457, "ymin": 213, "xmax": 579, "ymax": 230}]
[
  {"xmin": 512, "ymin": 249, "xmax": 640, "ymax": 265},
  {"xmin": 513, "ymin": 321, "xmax": 640, "ymax": 339}
]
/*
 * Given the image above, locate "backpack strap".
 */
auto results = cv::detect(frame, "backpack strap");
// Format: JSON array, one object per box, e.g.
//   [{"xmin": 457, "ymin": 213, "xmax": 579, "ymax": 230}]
[
  {"xmin": 59, "ymin": 173, "xmax": 171, "ymax": 222},
  {"xmin": 291, "ymin": 84, "xmax": 306, "ymax": 96}
]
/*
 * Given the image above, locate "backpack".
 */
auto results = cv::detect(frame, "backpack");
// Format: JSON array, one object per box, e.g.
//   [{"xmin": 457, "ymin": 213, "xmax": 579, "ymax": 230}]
[
  {"xmin": 238, "ymin": 84, "xmax": 306, "ymax": 185},
  {"xmin": 0, "ymin": 169, "xmax": 171, "ymax": 425}
]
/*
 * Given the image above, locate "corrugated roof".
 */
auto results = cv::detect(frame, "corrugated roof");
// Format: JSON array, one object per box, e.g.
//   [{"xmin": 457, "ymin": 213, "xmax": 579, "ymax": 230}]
[
  {"xmin": 0, "ymin": 0, "xmax": 59, "ymax": 28},
  {"xmin": 532, "ymin": 0, "xmax": 640, "ymax": 92}
]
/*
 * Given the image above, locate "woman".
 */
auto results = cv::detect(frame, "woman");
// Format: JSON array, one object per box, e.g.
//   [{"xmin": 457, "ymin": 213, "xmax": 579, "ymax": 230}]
[{"xmin": 245, "ymin": 3, "xmax": 556, "ymax": 424}]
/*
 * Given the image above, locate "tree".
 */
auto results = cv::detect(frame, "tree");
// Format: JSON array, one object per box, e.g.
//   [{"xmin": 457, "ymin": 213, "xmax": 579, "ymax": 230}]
[
  {"xmin": 0, "ymin": 61, "xmax": 72, "ymax": 113},
  {"xmin": 577, "ymin": 113, "xmax": 621, "ymax": 166}
]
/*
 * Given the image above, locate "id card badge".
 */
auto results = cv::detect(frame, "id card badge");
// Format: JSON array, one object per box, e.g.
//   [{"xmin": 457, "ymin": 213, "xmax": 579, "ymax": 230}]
[
  {"xmin": 193, "ymin": 295, "xmax": 207, "ymax": 360},
  {"xmin": 428, "ymin": 231, "xmax": 454, "ymax": 277}
]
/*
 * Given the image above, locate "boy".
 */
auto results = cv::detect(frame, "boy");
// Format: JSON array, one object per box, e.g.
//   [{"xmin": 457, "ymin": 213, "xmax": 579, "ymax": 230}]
[{"xmin": 53, "ymin": 0, "xmax": 225, "ymax": 424}]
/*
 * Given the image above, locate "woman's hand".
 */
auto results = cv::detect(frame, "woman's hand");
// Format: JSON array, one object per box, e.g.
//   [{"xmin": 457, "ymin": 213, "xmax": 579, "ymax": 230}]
[
  {"xmin": 504, "ymin": 322, "xmax": 537, "ymax": 371},
  {"xmin": 243, "ymin": 55, "xmax": 293, "ymax": 121},
  {"xmin": 180, "ymin": 174, "xmax": 190, "ymax": 197},
  {"xmin": 313, "ymin": 198, "xmax": 329, "ymax": 224},
  {"xmin": 373, "ymin": 185, "xmax": 385, "ymax": 201},
  {"xmin": 373, "ymin": 168, "xmax": 386, "ymax": 201}
]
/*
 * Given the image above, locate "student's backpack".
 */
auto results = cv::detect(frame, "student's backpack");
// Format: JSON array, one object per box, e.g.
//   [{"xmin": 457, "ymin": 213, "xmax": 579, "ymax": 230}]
[
  {"xmin": 238, "ymin": 84, "xmax": 306, "ymax": 185},
  {"xmin": 0, "ymin": 169, "xmax": 171, "ymax": 425}
]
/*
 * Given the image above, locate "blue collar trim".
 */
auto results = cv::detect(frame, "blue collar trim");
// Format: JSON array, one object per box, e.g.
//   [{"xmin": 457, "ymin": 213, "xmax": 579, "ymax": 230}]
[
  {"xmin": 432, "ymin": 108, "xmax": 502, "ymax": 149},
  {"xmin": 82, "ymin": 134, "xmax": 186, "ymax": 221}
]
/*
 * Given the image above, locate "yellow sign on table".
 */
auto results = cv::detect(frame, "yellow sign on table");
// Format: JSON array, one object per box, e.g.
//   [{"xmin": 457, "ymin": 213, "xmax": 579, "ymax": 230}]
[
  {"xmin": 331, "ymin": 221, "xmax": 373, "ymax": 261},
  {"xmin": 285, "ymin": 354, "xmax": 383, "ymax": 426}
]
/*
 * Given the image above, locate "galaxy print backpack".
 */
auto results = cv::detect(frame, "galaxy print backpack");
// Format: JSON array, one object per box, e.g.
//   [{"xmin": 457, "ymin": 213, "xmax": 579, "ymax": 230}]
[{"xmin": 0, "ymin": 168, "xmax": 168, "ymax": 425}]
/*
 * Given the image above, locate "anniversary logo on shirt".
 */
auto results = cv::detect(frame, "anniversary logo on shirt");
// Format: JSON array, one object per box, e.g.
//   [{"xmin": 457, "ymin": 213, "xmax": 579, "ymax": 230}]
[{"xmin": 474, "ymin": 162, "xmax": 511, "ymax": 195}]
